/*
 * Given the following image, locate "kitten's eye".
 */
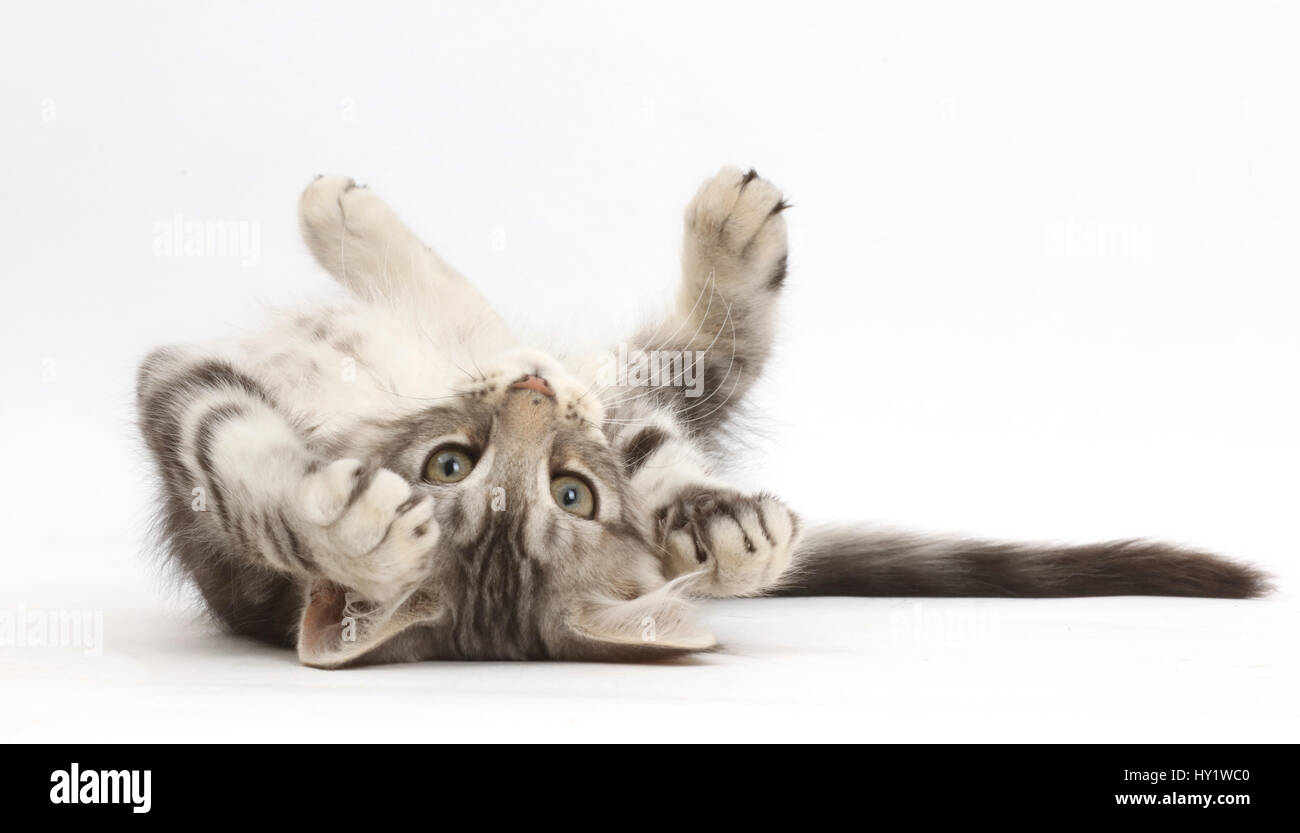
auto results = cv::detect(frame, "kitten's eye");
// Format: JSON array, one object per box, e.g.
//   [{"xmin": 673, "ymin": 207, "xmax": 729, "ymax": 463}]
[
  {"xmin": 550, "ymin": 475, "xmax": 596, "ymax": 518},
  {"xmin": 424, "ymin": 446, "xmax": 475, "ymax": 484}
]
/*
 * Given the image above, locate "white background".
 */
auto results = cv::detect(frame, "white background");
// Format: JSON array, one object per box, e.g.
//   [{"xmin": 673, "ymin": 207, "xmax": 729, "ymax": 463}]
[{"xmin": 2, "ymin": 1, "xmax": 1297, "ymax": 742}]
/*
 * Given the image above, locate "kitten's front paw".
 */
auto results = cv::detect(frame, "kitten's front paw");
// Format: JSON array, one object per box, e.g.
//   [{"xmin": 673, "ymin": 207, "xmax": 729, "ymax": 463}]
[
  {"xmin": 293, "ymin": 460, "xmax": 440, "ymax": 601},
  {"xmin": 658, "ymin": 487, "xmax": 800, "ymax": 597},
  {"xmin": 684, "ymin": 167, "xmax": 789, "ymax": 290}
]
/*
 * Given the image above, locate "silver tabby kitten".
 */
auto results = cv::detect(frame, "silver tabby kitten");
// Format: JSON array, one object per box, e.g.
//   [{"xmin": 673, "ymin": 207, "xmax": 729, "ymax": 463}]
[{"xmin": 138, "ymin": 168, "xmax": 1267, "ymax": 668}]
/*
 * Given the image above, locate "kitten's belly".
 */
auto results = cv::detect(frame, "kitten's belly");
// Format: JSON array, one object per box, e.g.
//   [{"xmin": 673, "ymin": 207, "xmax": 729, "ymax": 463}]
[{"xmin": 236, "ymin": 302, "xmax": 466, "ymax": 443}]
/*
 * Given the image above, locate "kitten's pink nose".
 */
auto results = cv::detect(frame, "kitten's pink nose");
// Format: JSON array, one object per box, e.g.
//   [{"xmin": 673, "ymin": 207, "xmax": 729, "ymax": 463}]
[{"xmin": 509, "ymin": 374, "xmax": 555, "ymax": 398}]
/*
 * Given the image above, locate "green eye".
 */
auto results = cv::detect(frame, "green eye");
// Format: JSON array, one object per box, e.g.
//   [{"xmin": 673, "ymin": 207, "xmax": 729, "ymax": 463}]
[
  {"xmin": 551, "ymin": 475, "xmax": 596, "ymax": 518},
  {"xmin": 424, "ymin": 446, "xmax": 475, "ymax": 483}
]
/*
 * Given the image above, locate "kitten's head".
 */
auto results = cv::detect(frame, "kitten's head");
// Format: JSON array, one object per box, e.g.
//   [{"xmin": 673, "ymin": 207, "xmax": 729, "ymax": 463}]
[{"xmin": 297, "ymin": 352, "xmax": 714, "ymax": 667}]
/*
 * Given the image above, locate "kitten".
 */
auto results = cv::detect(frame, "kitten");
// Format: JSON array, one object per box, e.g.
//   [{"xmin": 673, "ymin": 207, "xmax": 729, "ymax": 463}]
[{"xmin": 137, "ymin": 168, "xmax": 1268, "ymax": 667}]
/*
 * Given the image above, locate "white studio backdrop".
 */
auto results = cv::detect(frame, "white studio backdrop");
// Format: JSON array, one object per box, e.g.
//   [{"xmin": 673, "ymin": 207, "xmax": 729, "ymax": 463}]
[{"xmin": 1, "ymin": 2, "xmax": 1296, "ymax": 741}]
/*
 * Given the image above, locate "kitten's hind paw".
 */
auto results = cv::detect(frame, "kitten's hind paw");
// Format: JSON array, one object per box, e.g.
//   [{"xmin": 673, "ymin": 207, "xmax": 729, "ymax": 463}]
[
  {"xmin": 683, "ymin": 167, "xmax": 790, "ymax": 292},
  {"xmin": 299, "ymin": 175, "xmax": 361, "ymax": 233},
  {"xmin": 298, "ymin": 176, "xmax": 414, "ymax": 288}
]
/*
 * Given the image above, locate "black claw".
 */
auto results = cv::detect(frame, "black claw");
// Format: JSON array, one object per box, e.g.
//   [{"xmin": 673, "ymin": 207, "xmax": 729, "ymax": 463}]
[
  {"xmin": 690, "ymin": 493, "xmax": 717, "ymax": 514},
  {"xmin": 740, "ymin": 168, "xmax": 759, "ymax": 188},
  {"xmin": 767, "ymin": 254, "xmax": 789, "ymax": 290},
  {"xmin": 691, "ymin": 528, "xmax": 710, "ymax": 563}
]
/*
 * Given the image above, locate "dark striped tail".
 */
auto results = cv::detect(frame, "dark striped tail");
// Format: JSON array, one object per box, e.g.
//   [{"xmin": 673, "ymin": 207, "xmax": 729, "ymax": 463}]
[{"xmin": 774, "ymin": 527, "xmax": 1270, "ymax": 599}]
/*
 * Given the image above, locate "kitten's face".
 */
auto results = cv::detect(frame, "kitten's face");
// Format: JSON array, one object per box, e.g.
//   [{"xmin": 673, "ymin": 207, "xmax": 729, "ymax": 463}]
[{"xmin": 298, "ymin": 354, "xmax": 714, "ymax": 666}]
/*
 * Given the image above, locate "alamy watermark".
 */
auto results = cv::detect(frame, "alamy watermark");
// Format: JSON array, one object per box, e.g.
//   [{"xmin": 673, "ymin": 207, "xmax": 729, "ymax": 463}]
[
  {"xmin": 152, "ymin": 213, "xmax": 261, "ymax": 267},
  {"xmin": 595, "ymin": 344, "xmax": 705, "ymax": 397},
  {"xmin": 50, "ymin": 764, "xmax": 150, "ymax": 813},
  {"xmin": 888, "ymin": 601, "xmax": 1001, "ymax": 649},
  {"xmin": 1044, "ymin": 218, "xmax": 1153, "ymax": 260},
  {"xmin": 0, "ymin": 605, "xmax": 103, "ymax": 657}
]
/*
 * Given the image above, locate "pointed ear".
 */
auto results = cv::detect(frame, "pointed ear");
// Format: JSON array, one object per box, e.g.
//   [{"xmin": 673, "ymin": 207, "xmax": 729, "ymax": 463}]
[
  {"xmin": 296, "ymin": 580, "xmax": 444, "ymax": 669},
  {"xmin": 564, "ymin": 581, "xmax": 716, "ymax": 661}
]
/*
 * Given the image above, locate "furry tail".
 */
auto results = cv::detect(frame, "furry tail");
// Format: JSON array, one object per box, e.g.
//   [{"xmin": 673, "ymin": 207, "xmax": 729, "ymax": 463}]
[{"xmin": 774, "ymin": 527, "xmax": 1270, "ymax": 599}]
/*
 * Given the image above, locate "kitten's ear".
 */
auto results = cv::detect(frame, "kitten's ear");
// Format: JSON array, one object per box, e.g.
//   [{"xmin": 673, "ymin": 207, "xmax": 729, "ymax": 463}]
[
  {"xmin": 563, "ymin": 583, "xmax": 717, "ymax": 661},
  {"xmin": 296, "ymin": 580, "xmax": 443, "ymax": 669}
]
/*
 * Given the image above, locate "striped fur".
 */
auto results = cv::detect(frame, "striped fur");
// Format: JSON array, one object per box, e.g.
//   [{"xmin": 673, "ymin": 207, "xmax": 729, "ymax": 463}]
[{"xmin": 137, "ymin": 168, "xmax": 1267, "ymax": 668}]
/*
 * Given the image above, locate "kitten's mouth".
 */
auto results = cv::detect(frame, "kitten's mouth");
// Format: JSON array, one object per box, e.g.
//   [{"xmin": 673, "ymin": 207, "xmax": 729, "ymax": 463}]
[{"xmin": 509, "ymin": 374, "xmax": 555, "ymax": 398}]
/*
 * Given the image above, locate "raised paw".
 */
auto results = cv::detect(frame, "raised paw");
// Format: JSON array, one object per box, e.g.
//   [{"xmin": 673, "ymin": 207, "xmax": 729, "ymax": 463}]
[
  {"xmin": 293, "ymin": 460, "xmax": 440, "ymax": 601},
  {"xmin": 683, "ymin": 167, "xmax": 789, "ymax": 291},
  {"xmin": 657, "ymin": 486, "xmax": 800, "ymax": 597},
  {"xmin": 298, "ymin": 176, "xmax": 415, "ymax": 285},
  {"xmin": 297, "ymin": 458, "xmax": 366, "ymax": 526},
  {"xmin": 299, "ymin": 176, "xmax": 391, "ymax": 242}
]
